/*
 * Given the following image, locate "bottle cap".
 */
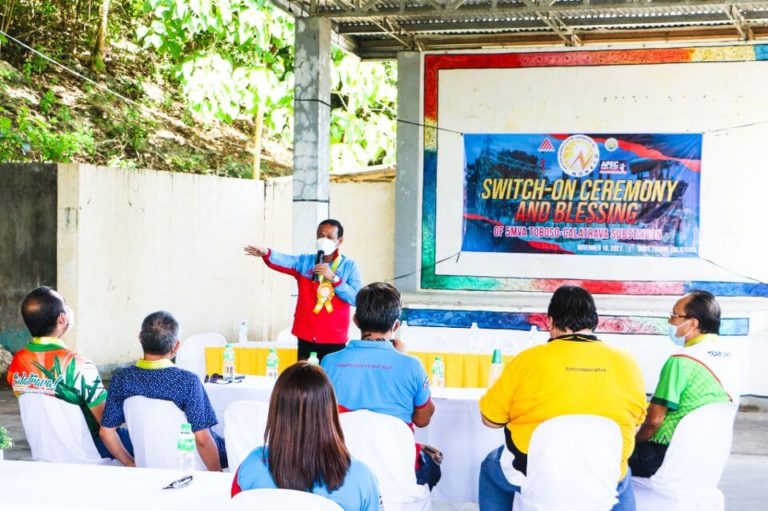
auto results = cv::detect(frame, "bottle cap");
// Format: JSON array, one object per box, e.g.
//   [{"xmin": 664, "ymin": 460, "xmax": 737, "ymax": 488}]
[
  {"xmin": 310, "ymin": 351, "xmax": 318, "ymax": 357},
  {"xmin": 225, "ymin": 343, "xmax": 233, "ymax": 348},
  {"xmin": 434, "ymin": 356, "xmax": 443, "ymax": 362},
  {"xmin": 492, "ymin": 349, "xmax": 502, "ymax": 364},
  {"xmin": 269, "ymin": 348, "xmax": 277, "ymax": 354},
  {"xmin": 180, "ymin": 423, "xmax": 192, "ymax": 433}
]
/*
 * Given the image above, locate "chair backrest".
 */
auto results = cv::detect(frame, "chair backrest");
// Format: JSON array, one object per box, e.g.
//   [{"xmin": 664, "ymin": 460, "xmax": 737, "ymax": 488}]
[
  {"xmin": 230, "ymin": 489, "xmax": 344, "ymax": 510},
  {"xmin": 224, "ymin": 400, "xmax": 270, "ymax": 471},
  {"xmin": 339, "ymin": 410, "xmax": 429, "ymax": 505},
  {"xmin": 176, "ymin": 333, "xmax": 226, "ymax": 380},
  {"xmin": 651, "ymin": 402, "xmax": 737, "ymax": 489},
  {"xmin": 275, "ymin": 328, "xmax": 297, "ymax": 346},
  {"xmin": 123, "ymin": 396, "xmax": 207, "ymax": 470},
  {"xmin": 518, "ymin": 414, "xmax": 623, "ymax": 511},
  {"xmin": 18, "ymin": 393, "xmax": 105, "ymax": 464}
]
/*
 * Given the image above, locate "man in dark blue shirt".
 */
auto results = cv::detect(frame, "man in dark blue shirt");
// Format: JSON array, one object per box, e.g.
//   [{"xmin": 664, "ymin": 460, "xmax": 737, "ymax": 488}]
[{"xmin": 99, "ymin": 311, "xmax": 226, "ymax": 470}]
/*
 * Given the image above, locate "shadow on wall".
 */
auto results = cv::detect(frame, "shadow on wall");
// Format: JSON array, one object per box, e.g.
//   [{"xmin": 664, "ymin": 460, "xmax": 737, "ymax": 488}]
[{"xmin": 0, "ymin": 163, "xmax": 58, "ymax": 355}]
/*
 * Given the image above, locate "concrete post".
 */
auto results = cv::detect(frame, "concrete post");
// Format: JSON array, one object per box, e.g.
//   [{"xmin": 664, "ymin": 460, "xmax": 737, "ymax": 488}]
[
  {"xmin": 394, "ymin": 52, "xmax": 423, "ymax": 291},
  {"xmin": 292, "ymin": 17, "xmax": 332, "ymax": 254}
]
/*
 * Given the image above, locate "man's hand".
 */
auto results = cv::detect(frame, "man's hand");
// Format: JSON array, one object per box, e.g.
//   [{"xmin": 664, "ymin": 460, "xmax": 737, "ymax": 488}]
[
  {"xmin": 314, "ymin": 263, "xmax": 335, "ymax": 281},
  {"xmin": 244, "ymin": 245, "xmax": 268, "ymax": 257}
]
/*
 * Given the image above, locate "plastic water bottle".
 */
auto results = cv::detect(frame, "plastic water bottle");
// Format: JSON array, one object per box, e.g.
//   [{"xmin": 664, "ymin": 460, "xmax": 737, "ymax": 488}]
[
  {"xmin": 488, "ymin": 349, "xmax": 504, "ymax": 387},
  {"xmin": 238, "ymin": 320, "xmax": 248, "ymax": 344},
  {"xmin": 266, "ymin": 348, "xmax": 279, "ymax": 380},
  {"xmin": 307, "ymin": 351, "xmax": 320, "ymax": 366},
  {"xmin": 431, "ymin": 356, "xmax": 445, "ymax": 394},
  {"xmin": 177, "ymin": 422, "xmax": 195, "ymax": 476},
  {"xmin": 223, "ymin": 343, "xmax": 236, "ymax": 382}
]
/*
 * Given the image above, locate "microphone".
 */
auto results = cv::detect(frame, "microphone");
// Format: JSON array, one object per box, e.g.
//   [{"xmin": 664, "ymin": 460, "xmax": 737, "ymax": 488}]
[{"xmin": 314, "ymin": 250, "xmax": 324, "ymax": 282}]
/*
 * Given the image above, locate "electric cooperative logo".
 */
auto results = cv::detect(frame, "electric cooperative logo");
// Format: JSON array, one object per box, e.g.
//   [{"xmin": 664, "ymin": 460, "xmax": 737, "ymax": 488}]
[{"xmin": 557, "ymin": 135, "xmax": 600, "ymax": 178}]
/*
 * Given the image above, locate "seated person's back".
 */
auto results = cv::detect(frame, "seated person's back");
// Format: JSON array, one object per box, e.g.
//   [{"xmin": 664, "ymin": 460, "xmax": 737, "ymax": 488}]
[
  {"xmin": 7, "ymin": 287, "xmax": 107, "ymax": 445},
  {"xmin": 232, "ymin": 362, "xmax": 382, "ymax": 511},
  {"xmin": 321, "ymin": 282, "xmax": 433, "ymax": 427},
  {"xmin": 322, "ymin": 340, "xmax": 429, "ymax": 424},
  {"xmin": 630, "ymin": 290, "xmax": 739, "ymax": 478},
  {"xmin": 99, "ymin": 311, "xmax": 225, "ymax": 470}
]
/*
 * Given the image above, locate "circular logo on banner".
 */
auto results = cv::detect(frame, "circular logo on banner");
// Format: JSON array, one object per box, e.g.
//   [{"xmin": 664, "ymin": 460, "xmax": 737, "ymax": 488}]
[
  {"xmin": 604, "ymin": 137, "xmax": 619, "ymax": 152},
  {"xmin": 558, "ymin": 135, "xmax": 600, "ymax": 177}
]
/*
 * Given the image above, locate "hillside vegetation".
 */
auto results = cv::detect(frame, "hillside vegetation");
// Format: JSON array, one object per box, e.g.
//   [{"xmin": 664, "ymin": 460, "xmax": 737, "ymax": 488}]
[{"xmin": 0, "ymin": 1, "xmax": 397, "ymax": 178}]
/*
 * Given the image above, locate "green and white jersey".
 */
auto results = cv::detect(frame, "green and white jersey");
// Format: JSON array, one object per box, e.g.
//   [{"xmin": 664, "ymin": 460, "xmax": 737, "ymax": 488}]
[{"xmin": 650, "ymin": 334, "xmax": 738, "ymax": 445}]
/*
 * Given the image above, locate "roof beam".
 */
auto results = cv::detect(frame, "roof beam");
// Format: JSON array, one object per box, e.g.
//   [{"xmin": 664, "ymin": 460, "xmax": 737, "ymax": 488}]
[
  {"xmin": 335, "ymin": 10, "xmax": 768, "ymax": 35},
  {"xmin": 313, "ymin": 0, "xmax": 768, "ymax": 21},
  {"xmin": 352, "ymin": 24, "xmax": 768, "ymax": 58},
  {"xmin": 335, "ymin": 0, "xmax": 423, "ymax": 49},
  {"xmin": 521, "ymin": 0, "xmax": 581, "ymax": 45},
  {"xmin": 726, "ymin": 4, "xmax": 755, "ymax": 39}
]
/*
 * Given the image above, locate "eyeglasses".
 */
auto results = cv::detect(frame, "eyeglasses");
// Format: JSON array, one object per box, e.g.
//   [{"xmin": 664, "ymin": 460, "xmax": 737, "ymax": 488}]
[{"xmin": 669, "ymin": 313, "xmax": 691, "ymax": 320}]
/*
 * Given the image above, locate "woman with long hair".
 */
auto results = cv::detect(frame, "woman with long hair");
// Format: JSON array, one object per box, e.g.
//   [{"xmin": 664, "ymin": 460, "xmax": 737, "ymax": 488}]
[{"xmin": 231, "ymin": 362, "xmax": 382, "ymax": 510}]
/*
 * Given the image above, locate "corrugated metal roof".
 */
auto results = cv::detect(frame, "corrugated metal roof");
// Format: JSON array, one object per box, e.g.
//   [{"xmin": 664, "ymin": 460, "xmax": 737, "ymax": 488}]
[{"xmin": 271, "ymin": 0, "xmax": 768, "ymax": 58}]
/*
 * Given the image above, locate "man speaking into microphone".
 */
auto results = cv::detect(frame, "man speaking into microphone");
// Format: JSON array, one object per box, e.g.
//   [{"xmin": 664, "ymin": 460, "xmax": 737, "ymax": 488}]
[{"xmin": 244, "ymin": 219, "xmax": 362, "ymax": 362}]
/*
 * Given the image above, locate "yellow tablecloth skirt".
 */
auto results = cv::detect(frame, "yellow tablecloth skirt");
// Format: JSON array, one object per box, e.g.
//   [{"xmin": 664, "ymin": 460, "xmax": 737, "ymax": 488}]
[{"xmin": 205, "ymin": 346, "xmax": 513, "ymax": 388}]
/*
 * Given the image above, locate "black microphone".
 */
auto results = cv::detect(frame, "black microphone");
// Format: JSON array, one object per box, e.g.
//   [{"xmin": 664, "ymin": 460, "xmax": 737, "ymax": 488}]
[{"xmin": 314, "ymin": 250, "xmax": 324, "ymax": 282}]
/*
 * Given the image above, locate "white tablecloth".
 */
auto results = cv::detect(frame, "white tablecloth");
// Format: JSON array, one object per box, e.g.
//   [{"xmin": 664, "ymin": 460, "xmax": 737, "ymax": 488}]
[
  {"xmin": 415, "ymin": 387, "xmax": 504, "ymax": 503},
  {"xmin": 204, "ymin": 379, "xmax": 502, "ymax": 503},
  {"xmin": 205, "ymin": 376, "xmax": 275, "ymax": 435},
  {"xmin": 0, "ymin": 460, "xmax": 233, "ymax": 511}
]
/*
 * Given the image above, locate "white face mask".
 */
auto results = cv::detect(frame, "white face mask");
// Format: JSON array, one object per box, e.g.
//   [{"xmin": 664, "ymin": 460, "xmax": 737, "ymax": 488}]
[
  {"xmin": 668, "ymin": 319, "xmax": 690, "ymax": 347},
  {"xmin": 316, "ymin": 237, "xmax": 337, "ymax": 255},
  {"xmin": 64, "ymin": 305, "xmax": 75, "ymax": 331}
]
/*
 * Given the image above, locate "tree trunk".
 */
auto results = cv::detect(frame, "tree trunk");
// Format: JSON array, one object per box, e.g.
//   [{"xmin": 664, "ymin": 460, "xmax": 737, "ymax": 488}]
[
  {"xmin": 91, "ymin": 0, "xmax": 111, "ymax": 73},
  {"xmin": 252, "ymin": 108, "xmax": 264, "ymax": 180}
]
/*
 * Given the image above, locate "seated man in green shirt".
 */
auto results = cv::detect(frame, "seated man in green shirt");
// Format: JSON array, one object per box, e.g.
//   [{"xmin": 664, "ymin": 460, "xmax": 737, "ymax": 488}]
[{"xmin": 630, "ymin": 290, "xmax": 740, "ymax": 477}]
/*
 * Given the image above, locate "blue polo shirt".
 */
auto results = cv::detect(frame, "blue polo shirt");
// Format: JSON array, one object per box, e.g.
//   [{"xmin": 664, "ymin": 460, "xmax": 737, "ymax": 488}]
[
  {"xmin": 321, "ymin": 340, "xmax": 431, "ymax": 424},
  {"xmin": 233, "ymin": 446, "xmax": 383, "ymax": 511}
]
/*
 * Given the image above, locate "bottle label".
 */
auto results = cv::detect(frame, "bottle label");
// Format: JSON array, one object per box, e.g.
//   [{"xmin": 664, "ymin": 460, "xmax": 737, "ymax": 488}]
[{"xmin": 178, "ymin": 437, "xmax": 195, "ymax": 452}]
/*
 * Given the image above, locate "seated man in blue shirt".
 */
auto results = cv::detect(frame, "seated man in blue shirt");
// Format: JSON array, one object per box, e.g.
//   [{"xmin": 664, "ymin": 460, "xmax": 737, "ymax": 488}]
[
  {"xmin": 321, "ymin": 282, "xmax": 439, "ymax": 488},
  {"xmin": 99, "ymin": 311, "xmax": 226, "ymax": 470}
]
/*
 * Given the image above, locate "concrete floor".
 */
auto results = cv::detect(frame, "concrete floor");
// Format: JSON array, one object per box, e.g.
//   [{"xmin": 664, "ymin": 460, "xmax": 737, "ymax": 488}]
[{"xmin": 1, "ymin": 390, "xmax": 766, "ymax": 509}]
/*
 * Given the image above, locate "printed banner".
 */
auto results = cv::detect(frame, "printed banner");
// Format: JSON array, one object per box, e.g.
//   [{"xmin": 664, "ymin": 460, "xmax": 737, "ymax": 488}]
[{"xmin": 462, "ymin": 133, "xmax": 701, "ymax": 257}]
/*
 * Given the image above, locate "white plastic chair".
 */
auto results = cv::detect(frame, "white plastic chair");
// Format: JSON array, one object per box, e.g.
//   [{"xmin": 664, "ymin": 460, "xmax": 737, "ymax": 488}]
[
  {"xmin": 224, "ymin": 400, "xmax": 270, "ymax": 471},
  {"xmin": 632, "ymin": 403, "xmax": 738, "ymax": 511},
  {"xmin": 512, "ymin": 415, "xmax": 623, "ymax": 511},
  {"xmin": 230, "ymin": 488, "xmax": 344, "ymax": 510},
  {"xmin": 18, "ymin": 393, "xmax": 108, "ymax": 464},
  {"xmin": 176, "ymin": 332, "xmax": 226, "ymax": 380},
  {"xmin": 404, "ymin": 327, "xmax": 449, "ymax": 351},
  {"xmin": 340, "ymin": 410, "xmax": 431, "ymax": 511},
  {"xmin": 275, "ymin": 328, "xmax": 297, "ymax": 347},
  {"xmin": 123, "ymin": 396, "xmax": 208, "ymax": 471}
]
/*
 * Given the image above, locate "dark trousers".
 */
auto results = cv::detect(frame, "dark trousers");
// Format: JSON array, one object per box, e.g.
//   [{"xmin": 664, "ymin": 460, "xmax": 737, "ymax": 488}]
[
  {"xmin": 416, "ymin": 447, "xmax": 442, "ymax": 490},
  {"xmin": 297, "ymin": 338, "xmax": 346, "ymax": 362},
  {"xmin": 94, "ymin": 426, "xmax": 134, "ymax": 459},
  {"xmin": 628, "ymin": 441, "xmax": 668, "ymax": 477}
]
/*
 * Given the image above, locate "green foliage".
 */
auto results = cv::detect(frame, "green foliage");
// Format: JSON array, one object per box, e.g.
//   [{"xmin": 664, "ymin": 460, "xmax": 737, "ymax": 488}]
[
  {"xmin": 139, "ymin": 0, "xmax": 397, "ymax": 172},
  {"xmin": 0, "ymin": 426, "xmax": 12, "ymax": 451},
  {"xmin": 138, "ymin": 0, "xmax": 294, "ymax": 127},
  {"xmin": 0, "ymin": 0, "xmax": 398, "ymax": 174},
  {"xmin": 0, "ymin": 107, "xmax": 94, "ymax": 163}
]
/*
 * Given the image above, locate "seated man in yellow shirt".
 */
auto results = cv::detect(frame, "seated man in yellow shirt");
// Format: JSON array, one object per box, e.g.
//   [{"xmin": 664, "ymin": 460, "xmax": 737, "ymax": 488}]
[{"xmin": 478, "ymin": 285, "xmax": 647, "ymax": 511}]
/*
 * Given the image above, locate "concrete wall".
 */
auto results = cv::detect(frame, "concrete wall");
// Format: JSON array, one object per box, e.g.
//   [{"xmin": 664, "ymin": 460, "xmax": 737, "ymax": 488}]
[
  {"xmin": 330, "ymin": 180, "xmax": 396, "ymax": 285},
  {"xmin": 57, "ymin": 164, "xmax": 294, "ymax": 367},
  {"xmin": 53, "ymin": 164, "xmax": 394, "ymax": 367},
  {"xmin": 0, "ymin": 164, "xmax": 57, "ymax": 353}
]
